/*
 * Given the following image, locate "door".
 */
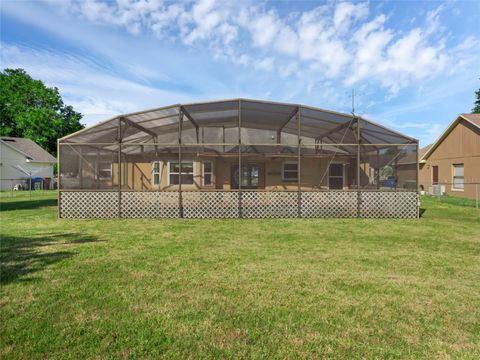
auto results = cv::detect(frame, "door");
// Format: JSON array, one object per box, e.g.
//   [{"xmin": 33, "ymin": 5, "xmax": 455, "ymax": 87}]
[
  {"xmin": 329, "ymin": 163, "xmax": 344, "ymax": 190},
  {"xmin": 432, "ymin": 166, "xmax": 438, "ymax": 185},
  {"xmin": 231, "ymin": 164, "xmax": 260, "ymax": 189}
]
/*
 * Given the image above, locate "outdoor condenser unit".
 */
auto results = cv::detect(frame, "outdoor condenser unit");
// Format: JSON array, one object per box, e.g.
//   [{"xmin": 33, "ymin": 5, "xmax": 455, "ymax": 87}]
[{"xmin": 429, "ymin": 185, "xmax": 445, "ymax": 196}]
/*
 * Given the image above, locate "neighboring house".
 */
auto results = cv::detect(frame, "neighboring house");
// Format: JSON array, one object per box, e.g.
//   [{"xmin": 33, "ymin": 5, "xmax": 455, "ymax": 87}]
[
  {"xmin": 419, "ymin": 114, "xmax": 480, "ymax": 199},
  {"xmin": 0, "ymin": 137, "xmax": 56, "ymax": 190}
]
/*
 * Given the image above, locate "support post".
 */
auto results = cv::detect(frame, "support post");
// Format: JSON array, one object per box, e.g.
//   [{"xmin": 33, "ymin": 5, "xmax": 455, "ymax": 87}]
[
  {"xmin": 416, "ymin": 142, "xmax": 420, "ymax": 218},
  {"xmin": 57, "ymin": 140, "xmax": 61, "ymax": 219},
  {"xmin": 223, "ymin": 126, "xmax": 226, "ymax": 153},
  {"xmin": 238, "ymin": 99, "xmax": 242, "ymax": 218},
  {"xmin": 96, "ymin": 148, "xmax": 100, "ymax": 190},
  {"xmin": 178, "ymin": 110, "xmax": 184, "ymax": 218},
  {"xmin": 297, "ymin": 109, "xmax": 301, "ymax": 218},
  {"xmin": 79, "ymin": 146, "xmax": 83, "ymax": 189},
  {"xmin": 415, "ymin": 143, "xmax": 419, "ymax": 192},
  {"xmin": 117, "ymin": 118, "xmax": 122, "ymax": 218},
  {"xmin": 276, "ymin": 130, "xmax": 281, "ymax": 154},
  {"xmin": 394, "ymin": 157, "xmax": 398, "ymax": 190},
  {"xmin": 356, "ymin": 117, "xmax": 361, "ymax": 218},
  {"xmin": 376, "ymin": 148, "xmax": 380, "ymax": 189}
]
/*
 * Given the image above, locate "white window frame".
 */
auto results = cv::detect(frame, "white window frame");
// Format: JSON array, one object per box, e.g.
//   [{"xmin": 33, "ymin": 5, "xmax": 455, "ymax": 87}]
[
  {"xmin": 328, "ymin": 162, "xmax": 344, "ymax": 190},
  {"xmin": 452, "ymin": 163, "xmax": 464, "ymax": 191},
  {"xmin": 202, "ymin": 161, "xmax": 213, "ymax": 186},
  {"xmin": 167, "ymin": 160, "xmax": 195, "ymax": 186},
  {"xmin": 96, "ymin": 161, "xmax": 112, "ymax": 180},
  {"xmin": 282, "ymin": 161, "xmax": 298, "ymax": 182},
  {"xmin": 152, "ymin": 161, "xmax": 161, "ymax": 187}
]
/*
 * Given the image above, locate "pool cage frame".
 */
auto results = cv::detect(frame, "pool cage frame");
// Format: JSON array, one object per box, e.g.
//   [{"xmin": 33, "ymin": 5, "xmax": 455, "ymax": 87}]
[{"xmin": 58, "ymin": 99, "xmax": 419, "ymax": 219}]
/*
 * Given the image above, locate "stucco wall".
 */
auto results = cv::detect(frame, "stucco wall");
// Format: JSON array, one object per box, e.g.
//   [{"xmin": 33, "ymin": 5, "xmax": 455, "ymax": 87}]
[{"xmin": 110, "ymin": 156, "xmax": 354, "ymax": 191}]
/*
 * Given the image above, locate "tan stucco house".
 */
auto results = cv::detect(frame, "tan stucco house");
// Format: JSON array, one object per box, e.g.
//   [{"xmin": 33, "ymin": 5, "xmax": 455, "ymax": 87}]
[{"xmin": 419, "ymin": 113, "xmax": 480, "ymax": 199}]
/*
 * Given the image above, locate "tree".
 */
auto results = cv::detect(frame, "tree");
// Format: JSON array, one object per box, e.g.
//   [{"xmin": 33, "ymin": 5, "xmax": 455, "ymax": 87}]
[
  {"xmin": 473, "ymin": 83, "xmax": 480, "ymax": 114},
  {"xmin": 0, "ymin": 68, "xmax": 84, "ymax": 155}
]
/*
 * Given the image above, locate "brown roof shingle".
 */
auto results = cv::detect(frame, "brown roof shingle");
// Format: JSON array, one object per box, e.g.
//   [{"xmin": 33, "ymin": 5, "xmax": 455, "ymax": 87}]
[{"xmin": 0, "ymin": 137, "xmax": 56, "ymax": 162}]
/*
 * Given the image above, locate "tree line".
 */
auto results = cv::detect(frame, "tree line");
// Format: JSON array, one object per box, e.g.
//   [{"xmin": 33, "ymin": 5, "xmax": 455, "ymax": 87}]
[{"xmin": 0, "ymin": 68, "xmax": 84, "ymax": 156}]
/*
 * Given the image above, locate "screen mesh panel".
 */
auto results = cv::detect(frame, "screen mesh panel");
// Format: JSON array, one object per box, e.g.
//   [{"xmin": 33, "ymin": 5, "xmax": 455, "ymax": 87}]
[{"xmin": 58, "ymin": 99, "xmax": 418, "ymax": 219}]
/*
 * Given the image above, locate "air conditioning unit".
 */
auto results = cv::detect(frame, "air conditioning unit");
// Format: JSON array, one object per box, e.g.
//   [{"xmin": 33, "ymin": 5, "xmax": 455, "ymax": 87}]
[{"xmin": 428, "ymin": 185, "xmax": 445, "ymax": 196}]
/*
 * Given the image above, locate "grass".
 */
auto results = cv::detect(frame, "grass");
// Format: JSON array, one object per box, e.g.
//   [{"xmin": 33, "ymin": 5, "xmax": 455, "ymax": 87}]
[
  {"xmin": 428, "ymin": 193, "xmax": 479, "ymax": 208},
  {"xmin": 1, "ymin": 192, "xmax": 479, "ymax": 358}
]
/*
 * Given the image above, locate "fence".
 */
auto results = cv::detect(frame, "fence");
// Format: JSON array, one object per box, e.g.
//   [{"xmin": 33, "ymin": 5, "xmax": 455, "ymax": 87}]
[{"xmin": 0, "ymin": 178, "xmax": 56, "ymax": 199}]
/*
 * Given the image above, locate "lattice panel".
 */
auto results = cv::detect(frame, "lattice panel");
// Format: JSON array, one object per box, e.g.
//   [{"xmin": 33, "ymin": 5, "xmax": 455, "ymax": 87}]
[
  {"xmin": 360, "ymin": 191, "xmax": 418, "ymax": 218},
  {"xmin": 59, "ymin": 190, "xmax": 418, "ymax": 219},
  {"xmin": 60, "ymin": 191, "xmax": 118, "ymax": 218},
  {"xmin": 301, "ymin": 191, "xmax": 358, "ymax": 218},
  {"xmin": 241, "ymin": 191, "xmax": 299, "ymax": 218},
  {"xmin": 121, "ymin": 191, "xmax": 179, "ymax": 218},
  {"xmin": 183, "ymin": 191, "xmax": 239, "ymax": 218}
]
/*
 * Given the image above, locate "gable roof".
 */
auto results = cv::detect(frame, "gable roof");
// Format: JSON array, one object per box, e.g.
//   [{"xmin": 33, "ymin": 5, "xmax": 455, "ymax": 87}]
[
  {"xmin": 396, "ymin": 144, "xmax": 432, "ymax": 165},
  {"xmin": 461, "ymin": 113, "xmax": 480, "ymax": 127},
  {"xmin": 420, "ymin": 114, "xmax": 480, "ymax": 161},
  {"xmin": 0, "ymin": 137, "xmax": 56, "ymax": 163}
]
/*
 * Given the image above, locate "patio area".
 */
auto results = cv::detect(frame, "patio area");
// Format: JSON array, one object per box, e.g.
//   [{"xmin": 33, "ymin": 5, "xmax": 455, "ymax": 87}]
[{"xmin": 58, "ymin": 99, "xmax": 419, "ymax": 219}]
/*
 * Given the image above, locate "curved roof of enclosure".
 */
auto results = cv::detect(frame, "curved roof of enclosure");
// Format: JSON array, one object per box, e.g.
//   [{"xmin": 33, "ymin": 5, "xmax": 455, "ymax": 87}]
[{"xmin": 60, "ymin": 98, "xmax": 417, "ymax": 150}]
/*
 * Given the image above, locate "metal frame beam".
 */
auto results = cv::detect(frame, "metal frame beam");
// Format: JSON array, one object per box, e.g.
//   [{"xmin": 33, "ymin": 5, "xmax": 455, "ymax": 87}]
[
  {"xmin": 180, "ymin": 106, "xmax": 200, "ymax": 144},
  {"xmin": 120, "ymin": 117, "xmax": 157, "ymax": 138},
  {"xmin": 297, "ymin": 110, "xmax": 302, "ymax": 218},
  {"xmin": 277, "ymin": 106, "xmax": 300, "ymax": 135},
  {"xmin": 315, "ymin": 119, "xmax": 355, "ymax": 142},
  {"xmin": 117, "ymin": 118, "xmax": 122, "ymax": 218},
  {"xmin": 178, "ymin": 111, "xmax": 184, "ymax": 218},
  {"xmin": 356, "ymin": 117, "xmax": 361, "ymax": 218},
  {"xmin": 238, "ymin": 100, "xmax": 242, "ymax": 218}
]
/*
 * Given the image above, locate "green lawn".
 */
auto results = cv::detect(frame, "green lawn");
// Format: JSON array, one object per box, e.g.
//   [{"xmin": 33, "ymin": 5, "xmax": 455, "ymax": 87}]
[{"xmin": 1, "ymin": 193, "xmax": 479, "ymax": 358}]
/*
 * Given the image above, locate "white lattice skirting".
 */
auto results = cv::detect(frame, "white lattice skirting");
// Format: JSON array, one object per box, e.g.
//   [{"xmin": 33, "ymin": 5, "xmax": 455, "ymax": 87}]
[{"xmin": 59, "ymin": 191, "xmax": 419, "ymax": 219}]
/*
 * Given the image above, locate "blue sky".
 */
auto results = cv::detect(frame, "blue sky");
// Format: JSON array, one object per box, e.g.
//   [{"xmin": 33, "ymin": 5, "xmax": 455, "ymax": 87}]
[{"xmin": 1, "ymin": 0, "xmax": 479, "ymax": 146}]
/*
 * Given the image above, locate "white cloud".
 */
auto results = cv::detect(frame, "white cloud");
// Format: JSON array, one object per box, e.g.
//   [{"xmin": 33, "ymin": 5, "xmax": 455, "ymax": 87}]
[
  {"xmin": 254, "ymin": 57, "xmax": 274, "ymax": 72},
  {"xmin": 333, "ymin": 2, "xmax": 369, "ymax": 32},
  {"xmin": 46, "ymin": 0, "xmax": 478, "ymax": 97},
  {"xmin": 0, "ymin": 43, "xmax": 196, "ymax": 126},
  {"xmin": 13, "ymin": 0, "xmax": 479, "ymax": 110}
]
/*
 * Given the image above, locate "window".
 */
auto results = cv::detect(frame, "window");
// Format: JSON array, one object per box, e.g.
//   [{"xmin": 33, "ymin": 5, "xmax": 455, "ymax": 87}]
[
  {"xmin": 202, "ymin": 161, "xmax": 213, "ymax": 186},
  {"xmin": 152, "ymin": 161, "xmax": 161, "ymax": 186},
  {"xmin": 329, "ymin": 163, "xmax": 343, "ymax": 190},
  {"xmin": 452, "ymin": 164, "xmax": 464, "ymax": 190},
  {"xmin": 282, "ymin": 161, "xmax": 298, "ymax": 181},
  {"xmin": 97, "ymin": 162, "xmax": 112, "ymax": 180},
  {"xmin": 168, "ymin": 161, "xmax": 194, "ymax": 185},
  {"xmin": 231, "ymin": 164, "xmax": 260, "ymax": 189}
]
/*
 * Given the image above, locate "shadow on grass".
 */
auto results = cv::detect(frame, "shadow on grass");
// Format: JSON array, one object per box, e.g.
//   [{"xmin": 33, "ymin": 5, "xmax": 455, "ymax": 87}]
[
  {"xmin": 0, "ymin": 198, "xmax": 57, "ymax": 211},
  {"xmin": 0, "ymin": 233, "xmax": 100, "ymax": 285},
  {"xmin": 419, "ymin": 208, "xmax": 426, "ymax": 218}
]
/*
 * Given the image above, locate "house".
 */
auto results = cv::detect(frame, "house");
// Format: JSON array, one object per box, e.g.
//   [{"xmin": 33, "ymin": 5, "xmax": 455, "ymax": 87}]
[
  {"xmin": 419, "ymin": 113, "xmax": 480, "ymax": 199},
  {"xmin": 58, "ymin": 99, "xmax": 419, "ymax": 219},
  {"xmin": 0, "ymin": 137, "xmax": 56, "ymax": 190}
]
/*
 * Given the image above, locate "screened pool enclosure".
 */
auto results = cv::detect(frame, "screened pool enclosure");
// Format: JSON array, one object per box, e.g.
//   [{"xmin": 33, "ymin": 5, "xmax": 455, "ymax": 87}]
[{"xmin": 58, "ymin": 99, "xmax": 419, "ymax": 218}]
